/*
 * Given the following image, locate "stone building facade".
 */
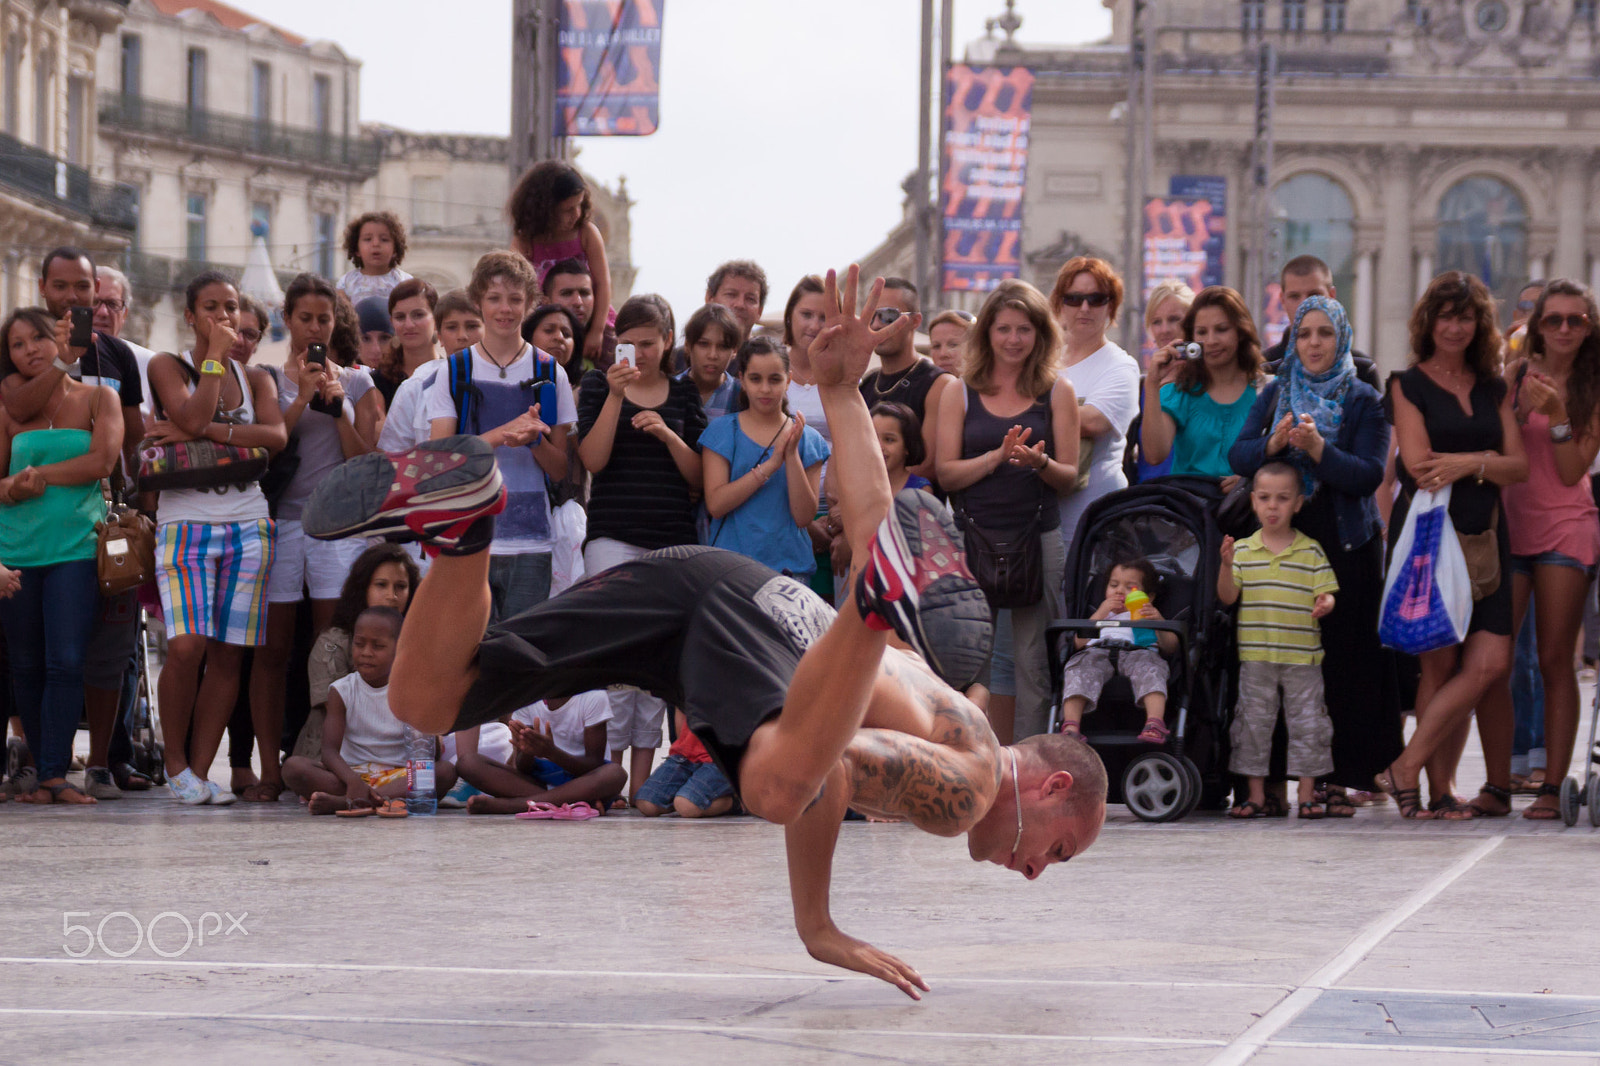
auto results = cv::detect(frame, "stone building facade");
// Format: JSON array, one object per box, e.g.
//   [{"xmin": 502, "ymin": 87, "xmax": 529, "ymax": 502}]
[
  {"xmin": 866, "ymin": 0, "xmax": 1600, "ymax": 370},
  {"xmin": 0, "ymin": 0, "xmax": 137, "ymax": 313}
]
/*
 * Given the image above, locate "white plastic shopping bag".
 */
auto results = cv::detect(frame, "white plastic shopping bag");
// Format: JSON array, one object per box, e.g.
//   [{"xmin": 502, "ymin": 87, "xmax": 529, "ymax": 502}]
[
  {"xmin": 1378, "ymin": 486, "xmax": 1472, "ymax": 654},
  {"xmin": 549, "ymin": 498, "xmax": 587, "ymax": 596}
]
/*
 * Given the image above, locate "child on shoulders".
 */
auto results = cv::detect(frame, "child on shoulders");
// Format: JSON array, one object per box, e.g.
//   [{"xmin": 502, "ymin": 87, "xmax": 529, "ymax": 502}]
[
  {"xmin": 1218, "ymin": 461, "xmax": 1339, "ymax": 820},
  {"xmin": 1057, "ymin": 557, "xmax": 1179, "ymax": 743},
  {"xmin": 283, "ymin": 607, "xmax": 457, "ymax": 814},
  {"xmin": 461, "ymin": 690, "xmax": 626, "ymax": 815},
  {"xmin": 635, "ymin": 710, "xmax": 736, "ymax": 818},
  {"xmin": 337, "ymin": 210, "xmax": 412, "ymax": 306}
]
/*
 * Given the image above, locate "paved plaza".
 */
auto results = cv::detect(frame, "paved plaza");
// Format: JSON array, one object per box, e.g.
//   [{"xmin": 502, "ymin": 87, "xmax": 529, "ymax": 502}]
[{"xmin": 3, "ymin": 710, "xmax": 1598, "ymax": 1066}]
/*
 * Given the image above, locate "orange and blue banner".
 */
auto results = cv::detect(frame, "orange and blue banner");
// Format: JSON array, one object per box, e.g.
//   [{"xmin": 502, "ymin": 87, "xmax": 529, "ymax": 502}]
[
  {"xmin": 941, "ymin": 65, "xmax": 1033, "ymax": 293},
  {"xmin": 557, "ymin": 1, "xmax": 664, "ymax": 137}
]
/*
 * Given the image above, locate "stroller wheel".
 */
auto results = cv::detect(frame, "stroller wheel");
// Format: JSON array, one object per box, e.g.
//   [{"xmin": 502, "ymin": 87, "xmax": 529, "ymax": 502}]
[
  {"xmin": 1122, "ymin": 752, "xmax": 1194, "ymax": 823},
  {"xmin": 1175, "ymin": 755, "xmax": 1203, "ymax": 819},
  {"xmin": 1559, "ymin": 775, "xmax": 1580, "ymax": 827},
  {"xmin": 1587, "ymin": 772, "xmax": 1600, "ymax": 828}
]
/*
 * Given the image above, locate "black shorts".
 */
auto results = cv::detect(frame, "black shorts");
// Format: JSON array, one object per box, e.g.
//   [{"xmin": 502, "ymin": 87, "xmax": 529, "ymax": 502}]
[{"xmin": 456, "ymin": 545, "xmax": 836, "ymax": 795}]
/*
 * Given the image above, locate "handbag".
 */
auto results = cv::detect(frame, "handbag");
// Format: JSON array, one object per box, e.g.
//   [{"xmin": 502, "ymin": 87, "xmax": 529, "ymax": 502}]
[
  {"xmin": 137, "ymin": 355, "xmax": 270, "ymax": 493},
  {"xmin": 953, "ymin": 498, "xmax": 1044, "ymax": 610},
  {"xmin": 1456, "ymin": 503, "xmax": 1501, "ymax": 602},
  {"xmin": 95, "ymin": 500, "xmax": 156, "ymax": 596},
  {"xmin": 1379, "ymin": 486, "xmax": 1473, "ymax": 654}
]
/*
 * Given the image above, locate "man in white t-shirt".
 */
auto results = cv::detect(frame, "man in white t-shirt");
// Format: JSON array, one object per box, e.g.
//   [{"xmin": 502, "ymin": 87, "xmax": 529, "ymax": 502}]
[
  {"xmin": 425, "ymin": 252, "xmax": 577, "ymax": 621},
  {"xmin": 94, "ymin": 267, "xmax": 156, "ymax": 421}
]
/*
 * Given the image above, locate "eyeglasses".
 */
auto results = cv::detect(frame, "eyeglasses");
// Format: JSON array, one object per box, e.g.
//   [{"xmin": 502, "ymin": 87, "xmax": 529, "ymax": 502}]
[
  {"xmin": 237, "ymin": 328, "xmax": 262, "ymax": 343},
  {"xmin": 872, "ymin": 308, "xmax": 904, "ymax": 326},
  {"xmin": 1540, "ymin": 313, "xmax": 1590, "ymax": 332},
  {"xmin": 1516, "ymin": 300, "xmax": 1538, "ymax": 312},
  {"xmin": 1060, "ymin": 292, "xmax": 1112, "ymax": 308},
  {"xmin": 94, "ymin": 298, "xmax": 124, "ymax": 313}
]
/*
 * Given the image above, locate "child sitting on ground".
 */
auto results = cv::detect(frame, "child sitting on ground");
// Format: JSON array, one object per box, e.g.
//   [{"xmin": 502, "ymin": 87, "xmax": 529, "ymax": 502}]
[
  {"xmin": 634, "ymin": 710, "xmax": 736, "ymax": 818},
  {"xmin": 283, "ymin": 607, "xmax": 457, "ymax": 814},
  {"xmin": 1218, "ymin": 461, "xmax": 1338, "ymax": 820},
  {"xmin": 1057, "ymin": 557, "xmax": 1179, "ymax": 742},
  {"xmin": 337, "ymin": 210, "xmax": 412, "ymax": 306},
  {"xmin": 460, "ymin": 690, "xmax": 626, "ymax": 815}
]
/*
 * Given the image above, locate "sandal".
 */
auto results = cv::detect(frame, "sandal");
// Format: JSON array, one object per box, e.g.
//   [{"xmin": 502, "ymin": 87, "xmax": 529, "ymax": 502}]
[
  {"xmin": 515, "ymin": 801, "xmax": 601, "ymax": 821},
  {"xmin": 1229, "ymin": 800, "xmax": 1270, "ymax": 819},
  {"xmin": 376, "ymin": 798, "xmax": 410, "ymax": 819},
  {"xmin": 1298, "ymin": 800, "xmax": 1326, "ymax": 819},
  {"xmin": 1136, "ymin": 718, "xmax": 1171, "ymax": 745},
  {"xmin": 1261, "ymin": 792, "xmax": 1290, "ymax": 818},
  {"xmin": 1058, "ymin": 721, "xmax": 1083, "ymax": 738},
  {"xmin": 1466, "ymin": 782, "xmax": 1512, "ymax": 818},
  {"xmin": 239, "ymin": 781, "xmax": 287, "ymax": 804},
  {"xmin": 1375, "ymin": 765, "xmax": 1429, "ymax": 820},
  {"xmin": 333, "ymin": 799, "xmax": 375, "ymax": 817},
  {"xmin": 1514, "ymin": 770, "xmax": 1546, "ymax": 795},
  {"xmin": 1523, "ymin": 782, "xmax": 1562, "ymax": 821},
  {"xmin": 1321, "ymin": 789, "xmax": 1356, "ymax": 818},
  {"xmin": 112, "ymin": 763, "xmax": 154, "ymax": 792},
  {"xmin": 46, "ymin": 781, "xmax": 96, "ymax": 805}
]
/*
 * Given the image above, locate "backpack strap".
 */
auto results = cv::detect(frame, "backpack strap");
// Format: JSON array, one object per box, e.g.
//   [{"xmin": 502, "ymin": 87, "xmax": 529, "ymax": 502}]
[{"xmin": 447, "ymin": 348, "xmax": 477, "ymax": 434}]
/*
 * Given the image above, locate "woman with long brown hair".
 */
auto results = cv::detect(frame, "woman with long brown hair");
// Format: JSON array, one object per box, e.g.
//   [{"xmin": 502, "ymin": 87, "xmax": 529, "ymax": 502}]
[
  {"xmin": 1377, "ymin": 272, "xmax": 1527, "ymax": 819},
  {"xmin": 935, "ymin": 279, "xmax": 1079, "ymax": 742},
  {"xmin": 1140, "ymin": 285, "xmax": 1261, "ymax": 491},
  {"xmin": 1473, "ymin": 279, "xmax": 1600, "ymax": 819}
]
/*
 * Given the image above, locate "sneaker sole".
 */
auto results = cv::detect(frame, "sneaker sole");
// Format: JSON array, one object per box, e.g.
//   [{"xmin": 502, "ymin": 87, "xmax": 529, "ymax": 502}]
[
  {"xmin": 303, "ymin": 436, "xmax": 502, "ymax": 541},
  {"xmin": 874, "ymin": 491, "xmax": 993, "ymax": 689}
]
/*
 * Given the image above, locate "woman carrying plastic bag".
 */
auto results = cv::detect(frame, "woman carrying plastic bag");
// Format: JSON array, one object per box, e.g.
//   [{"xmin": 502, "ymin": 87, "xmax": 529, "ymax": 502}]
[{"xmin": 1373, "ymin": 273, "xmax": 1526, "ymax": 820}]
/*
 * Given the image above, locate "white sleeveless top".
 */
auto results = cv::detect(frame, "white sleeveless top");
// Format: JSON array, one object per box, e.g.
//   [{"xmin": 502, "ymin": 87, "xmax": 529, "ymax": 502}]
[
  {"xmin": 332, "ymin": 673, "xmax": 406, "ymax": 767},
  {"xmin": 155, "ymin": 351, "xmax": 272, "ymax": 528}
]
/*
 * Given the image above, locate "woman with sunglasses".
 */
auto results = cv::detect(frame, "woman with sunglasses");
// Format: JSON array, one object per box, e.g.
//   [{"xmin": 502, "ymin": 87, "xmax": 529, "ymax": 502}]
[
  {"xmin": 1049, "ymin": 257, "xmax": 1139, "ymax": 550},
  {"xmin": 1472, "ymin": 280, "xmax": 1600, "ymax": 820}
]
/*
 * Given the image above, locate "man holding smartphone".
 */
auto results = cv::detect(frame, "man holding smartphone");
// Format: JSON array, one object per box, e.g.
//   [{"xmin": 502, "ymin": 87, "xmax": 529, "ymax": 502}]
[{"xmin": 0, "ymin": 247, "xmax": 144, "ymax": 482}]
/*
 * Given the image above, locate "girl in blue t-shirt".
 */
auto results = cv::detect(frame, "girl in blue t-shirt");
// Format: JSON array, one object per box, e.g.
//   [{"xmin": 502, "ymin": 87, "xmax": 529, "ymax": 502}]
[
  {"xmin": 700, "ymin": 336, "xmax": 830, "ymax": 577},
  {"xmin": 1139, "ymin": 285, "xmax": 1262, "ymax": 488}
]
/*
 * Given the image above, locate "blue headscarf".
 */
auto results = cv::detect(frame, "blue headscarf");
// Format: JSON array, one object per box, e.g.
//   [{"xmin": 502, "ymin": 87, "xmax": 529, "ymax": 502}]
[{"xmin": 1273, "ymin": 294, "xmax": 1355, "ymax": 493}]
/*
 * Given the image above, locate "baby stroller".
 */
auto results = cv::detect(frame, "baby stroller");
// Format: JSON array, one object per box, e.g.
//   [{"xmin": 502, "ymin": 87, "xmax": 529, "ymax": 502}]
[
  {"xmin": 1047, "ymin": 478, "xmax": 1235, "ymax": 822},
  {"xmin": 1558, "ymin": 686, "xmax": 1600, "ymax": 826},
  {"xmin": 123, "ymin": 603, "xmax": 166, "ymax": 785}
]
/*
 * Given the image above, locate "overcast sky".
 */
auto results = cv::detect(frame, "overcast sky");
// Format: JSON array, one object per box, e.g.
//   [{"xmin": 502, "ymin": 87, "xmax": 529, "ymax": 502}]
[{"xmin": 255, "ymin": 0, "xmax": 1111, "ymax": 319}]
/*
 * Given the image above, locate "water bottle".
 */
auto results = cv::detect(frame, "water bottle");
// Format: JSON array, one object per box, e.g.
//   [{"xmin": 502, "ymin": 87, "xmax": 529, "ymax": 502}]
[{"xmin": 404, "ymin": 726, "xmax": 437, "ymax": 815}]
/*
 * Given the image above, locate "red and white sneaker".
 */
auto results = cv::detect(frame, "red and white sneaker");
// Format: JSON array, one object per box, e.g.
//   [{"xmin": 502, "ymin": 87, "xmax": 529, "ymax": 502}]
[
  {"xmin": 855, "ymin": 488, "xmax": 992, "ymax": 689},
  {"xmin": 302, "ymin": 435, "xmax": 505, "ymax": 545}
]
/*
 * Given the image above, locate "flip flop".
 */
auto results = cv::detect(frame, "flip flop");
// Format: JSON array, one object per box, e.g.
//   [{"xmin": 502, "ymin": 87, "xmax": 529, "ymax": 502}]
[
  {"xmin": 515, "ymin": 801, "xmax": 600, "ymax": 821},
  {"xmin": 334, "ymin": 803, "xmax": 375, "ymax": 818},
  {"xmin": 376, "ymin": 798, "xmax": 410, "ymax": 819}
]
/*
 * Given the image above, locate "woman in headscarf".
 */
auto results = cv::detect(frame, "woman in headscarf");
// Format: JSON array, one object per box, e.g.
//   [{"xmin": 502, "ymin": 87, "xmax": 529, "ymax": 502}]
[{"xmin": 1230, "ymin": 295, "xmax": 1400, "ymax": 816}]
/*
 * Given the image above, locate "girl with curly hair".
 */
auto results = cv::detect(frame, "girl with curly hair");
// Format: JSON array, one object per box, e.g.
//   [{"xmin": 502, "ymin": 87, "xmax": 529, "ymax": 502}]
[
  {"xmin": 508, "ymin": 160, "xmax": 612, "ymax": 367},
  {"xmin": 336, "ymin": 210, "xmax": 412, "ymax": 307}
]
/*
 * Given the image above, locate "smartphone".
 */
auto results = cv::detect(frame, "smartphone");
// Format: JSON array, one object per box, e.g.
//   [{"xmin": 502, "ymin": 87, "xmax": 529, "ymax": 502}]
[
  {"xmin": 70, "ymin": 306, "xmax": 94, "ymax": 349},
  {"xmin": 616, "ymin": 343, "xmax": 636, "ymax": 369},
  {"xmin": 306, "ymin": 342, "xmax": 327, "ymax": 366}
]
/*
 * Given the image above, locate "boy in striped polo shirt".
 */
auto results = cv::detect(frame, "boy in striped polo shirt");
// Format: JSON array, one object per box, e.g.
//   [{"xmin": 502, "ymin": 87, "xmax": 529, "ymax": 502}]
[{"xmin": 1217, "ymin": 461, "xmax": 1338, "ymax": 820}]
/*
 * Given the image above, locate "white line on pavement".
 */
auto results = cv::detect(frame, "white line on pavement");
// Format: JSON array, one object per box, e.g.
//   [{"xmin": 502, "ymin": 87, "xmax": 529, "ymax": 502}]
[{"xmin": 1205, "ymin": 835, "xmax": 1506, "ymax": 1066}]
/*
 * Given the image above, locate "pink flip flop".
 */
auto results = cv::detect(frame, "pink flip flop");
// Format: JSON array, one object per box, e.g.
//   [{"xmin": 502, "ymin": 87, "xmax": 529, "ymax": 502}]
[{"xmin": 515, "ymin": 801, "xmax": 600, "ymax": 821}]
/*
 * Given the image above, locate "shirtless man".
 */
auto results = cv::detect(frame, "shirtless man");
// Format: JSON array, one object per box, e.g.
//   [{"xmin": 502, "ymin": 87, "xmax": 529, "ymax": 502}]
[{"xmin": 303, "ymin": 267, "xmax": 1108, "ymax": 998}]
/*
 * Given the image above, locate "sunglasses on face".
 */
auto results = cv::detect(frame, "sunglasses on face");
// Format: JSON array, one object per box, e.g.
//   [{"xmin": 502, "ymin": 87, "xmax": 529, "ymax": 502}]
[
  {"xmin": 1516, "ymin": 300, "xmax": 1538, "ymax": 312},
  {"xmin": 872, "ymin": 308, "xmax": 904, "ymax": 326},
  {"xmin": 1060, "ymin": 292, "xmax": 1112, "ymax": 308},
  {"xmin": 1540, "ymin": 313, "xmax": 1590, "ymax": 332}
]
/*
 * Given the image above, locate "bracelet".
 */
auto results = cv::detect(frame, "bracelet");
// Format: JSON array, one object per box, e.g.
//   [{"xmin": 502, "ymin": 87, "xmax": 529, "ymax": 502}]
[
  {"xmin": 227, "ymin": 424, "xmax": 235, "ymax": 444},
  {"xmin": 1476, "ymin": 455, "xmax": 1487, "ymax": 483},
  {"xmin": 1549, "ymin": 421, "xmax": 1574, "ymax": 443}
]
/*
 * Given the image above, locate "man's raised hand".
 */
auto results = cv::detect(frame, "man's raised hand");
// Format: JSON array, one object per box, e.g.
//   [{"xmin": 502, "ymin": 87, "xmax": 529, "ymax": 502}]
[{"xmin": 801, "ymin": 265, "xmax": 919, "ymax": 387}]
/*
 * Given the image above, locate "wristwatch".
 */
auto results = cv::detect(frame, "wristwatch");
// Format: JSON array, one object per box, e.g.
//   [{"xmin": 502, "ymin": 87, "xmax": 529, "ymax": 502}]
[
  {"xmin": 1549, "ymin": 421, "xmax": 1574, "ymax": 443},
  {"xmin": 52, "ymin": 357, "xmax": 74, "ymax": 374},
  {"xmin": 199, "ymin": 359, "xmax": 226, "ymax": 377}
]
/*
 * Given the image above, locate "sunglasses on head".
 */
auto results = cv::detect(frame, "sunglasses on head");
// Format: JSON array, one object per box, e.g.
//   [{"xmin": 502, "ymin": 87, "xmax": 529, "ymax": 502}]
[
  {"xmin": 1060, "ymin": 292, "xmax": 1112, "ymax": 308},
  {"xmin": 1540, "ymin": 313, "xmax": 1590, "ymax": 332}
]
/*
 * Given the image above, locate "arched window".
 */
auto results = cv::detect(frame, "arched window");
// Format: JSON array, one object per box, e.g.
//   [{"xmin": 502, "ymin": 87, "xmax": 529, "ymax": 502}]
[
  {"xmin": 1267, "ymin": 172, "xmax": 1356, "ymax": 341},
  {"xmin": 1437, "ymin": 176, "xmax": 1528, "ymax": 323}
]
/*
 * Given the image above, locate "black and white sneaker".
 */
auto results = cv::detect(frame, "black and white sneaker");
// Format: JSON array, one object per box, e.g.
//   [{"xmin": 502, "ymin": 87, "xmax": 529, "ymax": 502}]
[
  {"xmin": 855, "ymin": 489, "xmax": 992, "ymax": 689},
  {"xmin": 302, "ymin": 435, "xmax": 504, "ymax": 544}
]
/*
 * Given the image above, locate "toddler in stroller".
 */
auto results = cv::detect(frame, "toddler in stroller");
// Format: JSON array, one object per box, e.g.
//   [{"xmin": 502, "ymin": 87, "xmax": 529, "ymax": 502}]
[{"xmin": 1057, "ymin": 557, "xmax": 1178, "ymax": 744}]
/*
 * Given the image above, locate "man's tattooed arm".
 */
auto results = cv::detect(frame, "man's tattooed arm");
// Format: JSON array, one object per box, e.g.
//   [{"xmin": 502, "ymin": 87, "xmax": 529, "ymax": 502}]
[{"xmin": 842, "ymin": 657, "xmax": 1003, "ymax": 835}]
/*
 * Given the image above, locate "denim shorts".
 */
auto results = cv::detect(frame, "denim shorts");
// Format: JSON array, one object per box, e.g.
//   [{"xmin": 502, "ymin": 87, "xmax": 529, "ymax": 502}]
[
  {"xmin": 635, "ymin": 753, "xmax": 733, "ymax": 810},
  {"xmin": 1511, "ymin": 551, "xmax": 1596, "ymax": 577}
]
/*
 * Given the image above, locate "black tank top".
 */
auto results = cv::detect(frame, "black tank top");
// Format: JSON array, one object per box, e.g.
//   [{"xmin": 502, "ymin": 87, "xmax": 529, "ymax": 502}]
[
  {"xmin": 958, "ymin": 383, "xmax": 1060, "ymax": 532},
  {"xmin": 860, "ymin": 358, "xmax": 947, "ymax": 425}
]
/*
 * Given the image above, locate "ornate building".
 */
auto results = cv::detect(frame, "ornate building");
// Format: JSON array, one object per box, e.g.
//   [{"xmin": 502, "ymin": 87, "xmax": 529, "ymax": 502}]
[
  {"xmin": 864, "ymin": 0, "xmax": 1600, "ymax": 369},
  {"xmin": 0, "ymin": 0, "xmax": 137, "ymax": 313}
]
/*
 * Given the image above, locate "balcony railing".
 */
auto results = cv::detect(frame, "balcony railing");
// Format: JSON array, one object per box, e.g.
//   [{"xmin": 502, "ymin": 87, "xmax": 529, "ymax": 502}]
[
  {"xmin": 99, "ymin": 92, "xmax": 381, "ymax": 175},
  {"xmin": 124, "ymin": 250, "xmax": 300, "ymax": 296},
  {"xmin": 0, "ymin": 130, "xmax": 139, "ymax": 232}
]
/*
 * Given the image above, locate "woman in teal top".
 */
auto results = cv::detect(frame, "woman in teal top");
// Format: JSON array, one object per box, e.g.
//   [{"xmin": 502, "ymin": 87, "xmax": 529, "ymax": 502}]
[
  {"xmin": 0, "ymin": 307, "xmax": 122, "ymax": 805},
  {"xmin": 1140, "ymin": 285, "xmax": 1262, "ymax": 490}
]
